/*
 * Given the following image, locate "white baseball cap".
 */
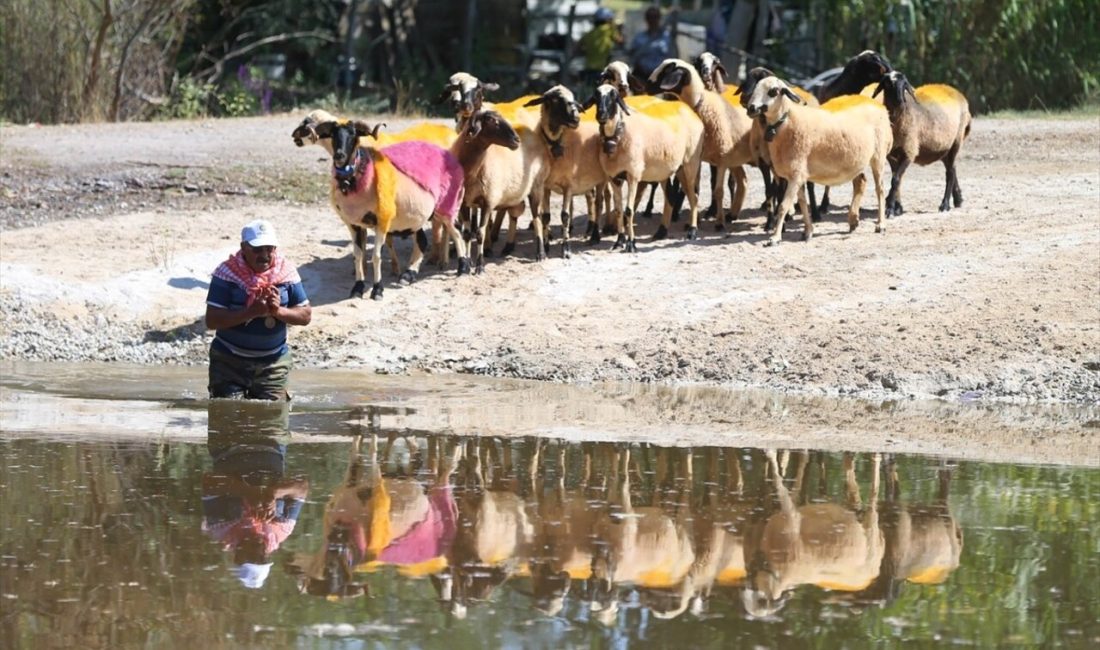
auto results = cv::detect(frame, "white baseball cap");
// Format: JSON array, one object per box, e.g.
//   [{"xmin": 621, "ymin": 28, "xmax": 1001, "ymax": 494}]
[
  {"xmin": 241, "ymin": 219, "xmax": 279, "ymax": 248},
  {"xmin": 235, "ymin": 562, "xmax": 274, "ymax": 589}
]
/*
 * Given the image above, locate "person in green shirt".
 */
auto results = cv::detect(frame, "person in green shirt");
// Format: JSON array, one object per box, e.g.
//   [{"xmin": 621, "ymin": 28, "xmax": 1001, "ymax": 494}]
[{"xmin": 579, "ymin": 7, "xmax": 623, "ymax": 90}]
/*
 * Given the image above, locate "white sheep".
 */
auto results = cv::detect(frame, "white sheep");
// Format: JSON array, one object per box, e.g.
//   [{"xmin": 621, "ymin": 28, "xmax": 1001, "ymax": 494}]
[
  {"xmin": 745, "ymin": 77, "xmax": 893, "ymax": 245},
  {"xmin": 583, "ymin": 83, "xmax": 704, "ymax": 251},
  {"xmin": 873, "ymin": 71, "xmax": 972, "ymax": 215},
  {"xmin": 450, "ymin": 109, "xmax": 550, "ymax": 270},
  {"xmin": 308, "ymin": 119, "xmax": 470, "ymax": 299},
  {"xmin": 650, "ymin": 58, "xmax": 754, "ymax": 230}
]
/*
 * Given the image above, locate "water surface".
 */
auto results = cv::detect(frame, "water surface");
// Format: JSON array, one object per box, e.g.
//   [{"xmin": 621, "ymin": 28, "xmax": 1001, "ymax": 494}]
[{"xmin": 1, "ymin": 363, "xmax": 1098, "ymax": 648}]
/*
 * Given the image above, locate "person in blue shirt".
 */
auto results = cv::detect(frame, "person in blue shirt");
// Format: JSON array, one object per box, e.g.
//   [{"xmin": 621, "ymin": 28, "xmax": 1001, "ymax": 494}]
[
  {"xmin": 629, "ymin": 5, "xmax": 679, "ymax": 80},
  {"xmin": 205, "ymin": 219, "xmax": 312, "ymax": 400}
]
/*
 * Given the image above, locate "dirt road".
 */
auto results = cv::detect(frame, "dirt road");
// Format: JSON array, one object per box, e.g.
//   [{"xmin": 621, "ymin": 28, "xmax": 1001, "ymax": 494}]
[{"xmin": 1, "ymin": 112, "xmax": 1098, "ymax": 403}]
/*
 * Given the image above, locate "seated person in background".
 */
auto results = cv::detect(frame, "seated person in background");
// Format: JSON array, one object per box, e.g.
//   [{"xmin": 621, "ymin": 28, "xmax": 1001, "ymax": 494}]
[
  {"xmin": 629, "ymin": 5, "xmax": 679, "ymax": 80},
  {"xmin": 579, "ymin": 7, "xmax": 624, "ymax": 90}
]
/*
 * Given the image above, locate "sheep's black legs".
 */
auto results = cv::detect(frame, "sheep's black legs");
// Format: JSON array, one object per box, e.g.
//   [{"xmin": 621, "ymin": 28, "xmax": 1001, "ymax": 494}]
[
  {"xmin": 819, "ymin": 186, "xmax": 831, "ymax": 214},
  {"xmin": 887, "ymin": 157, "xmax": 911, "ymax": 217},
  {"xmin": 807, "ymin": 182, "xmax": 821, "ymax": 223},
  {"xmin": 640, "ymin": 182, "xmax": 658, "ymax": 219},
  {"xmin": 560, "ymin": 209, "xmax": 572, "ymax": 258},
  {"xmin": 942, "ymin": 144, "xmax": 962, "ymax": 211},
  {"xmin": 758, "ymin": 163, "xmax": 773, "ymax": 212},
  {"xmin": 704, "ymin": 163, "xmax": 719, "ymax": 220}
]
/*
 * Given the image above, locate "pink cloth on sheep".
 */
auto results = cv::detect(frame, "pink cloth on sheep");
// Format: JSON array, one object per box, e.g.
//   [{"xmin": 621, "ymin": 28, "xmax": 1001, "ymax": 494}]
[{"xmin": 362, "ymin": 141, "xmax": 464, "ymax": 222}]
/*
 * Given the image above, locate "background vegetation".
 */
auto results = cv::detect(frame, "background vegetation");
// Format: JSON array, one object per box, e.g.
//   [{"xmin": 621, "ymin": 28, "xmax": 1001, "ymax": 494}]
[{"xmin": 1, "ymin": 0, "xmax": 1096, "ymax": 124}]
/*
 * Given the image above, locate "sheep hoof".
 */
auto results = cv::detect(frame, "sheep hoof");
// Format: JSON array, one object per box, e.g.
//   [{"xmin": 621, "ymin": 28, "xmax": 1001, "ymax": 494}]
[
  {"xmin": 535, "ymin": 245, "xmax": 545, "ymax": 262},
  {"xmin": 802, "ymin": 231, "xmax": 812, "ymax": 242},
  {"xmin": 653, "ymin": 225, "xmax": 669, "ymax": 241},
  {"xmin": 350, "ymin": 281, "xmax": 367, "ymax": 299},
  {"xmin": 764, "ymin": 238, "xmax": 780, "ymax": 247},
  {"xmin": 500, "ymin": 242, "xmax": 515, "ymax": 257},
  {"xmin": 562, "ymin": 242, "xmax": 572, "ymax": 259},
  {"xmin": 875, "ymin": 225, "xmax": 885, "ymax": 234},
  {"xmin": 939, "ymin": 201, "xmax": 951, "ymax": 212},
  {"xmin": 399, "ymin": 270, "xmax": 417, "ymax": 285},
  {"xmin": 612, "ymin": 233, "xmax": 625, "ymax": 250},
  {"xmin": 624, "ymin": 240, "xmax": 638, "ymax": 253},
  {"xmin": 457, "ymin": 258, "xmax": 471, "ymax": 276},
  {"xmin": 370, "ymin": 283, "xmax": 383, "ymax": 300},
  {"xmin": 953, "ymin": 196, "xmax": 964, "ymax": 208},
  {"xmin": 685, "ymin": 227, "xmax": 698, "ymax": 241}
]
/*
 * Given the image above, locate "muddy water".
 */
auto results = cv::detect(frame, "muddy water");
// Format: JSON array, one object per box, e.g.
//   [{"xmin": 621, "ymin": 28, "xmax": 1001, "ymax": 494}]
[{"xmin": 1, "ymin": 362, "xmax": 1098, "ymax": 648}]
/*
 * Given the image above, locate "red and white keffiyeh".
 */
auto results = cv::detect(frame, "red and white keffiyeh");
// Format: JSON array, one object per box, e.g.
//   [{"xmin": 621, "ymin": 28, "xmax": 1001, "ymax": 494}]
[{"xmin": 213, "ymin": 250, "xmax": 301, "ymax": 306}]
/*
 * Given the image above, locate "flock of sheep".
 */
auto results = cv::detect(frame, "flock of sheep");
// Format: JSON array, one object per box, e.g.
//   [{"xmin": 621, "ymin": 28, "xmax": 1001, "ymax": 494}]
[
  {"xmin": 288, "ymin": 435, "xmax": 962, "ymax": 619},
  {"xmin": 291, "ymin": 50, "xmax": 972, "ymax": 301}
]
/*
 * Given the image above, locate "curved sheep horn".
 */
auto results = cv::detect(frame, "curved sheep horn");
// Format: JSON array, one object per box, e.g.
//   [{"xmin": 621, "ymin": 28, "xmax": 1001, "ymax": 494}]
[
  {"xmin": 353, "ymin": 120, "xmax": 379, "ymax": 138},
  {"xmin": 313, "ymin": 121, "xmax": 336, "ymax": 139},
  {"xmin": 368, "ymin": 123, "xmax": 385, "ymax": 139},
  {"xmin": 904, "ymin": 83, "xmax": 917, "ymax": 102},
  {"xmin": 616, "ymin": 94, "xmax": 631, "ymax": 116},
  {"xmin": 523, "ymin": 96, "xmax": 545, "ymax": 107},
  {"xmin": 480, "ymin": 81, "xmax": 500, "ymax": 93}
]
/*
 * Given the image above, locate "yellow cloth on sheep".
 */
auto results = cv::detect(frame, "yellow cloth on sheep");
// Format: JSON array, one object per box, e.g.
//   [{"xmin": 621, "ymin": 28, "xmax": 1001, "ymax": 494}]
[
  {"xmin": 365, "ymin": 478, "xmax": 393, "ymax": 559},
  {"xmin": 368, "ymin": 149, "xmax": 399, "ymax": 235}
]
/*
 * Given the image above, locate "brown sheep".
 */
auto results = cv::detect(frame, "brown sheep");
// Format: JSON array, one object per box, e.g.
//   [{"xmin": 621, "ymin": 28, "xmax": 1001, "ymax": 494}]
[{"xmin": 873, "ymin": 71, "xmax": 972, "ymax": 215}]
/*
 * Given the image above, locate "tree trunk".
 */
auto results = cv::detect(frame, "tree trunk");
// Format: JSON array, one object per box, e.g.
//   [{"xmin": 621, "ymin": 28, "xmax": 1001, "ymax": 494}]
[{"xmin": 83, "ymin": 0, "xmax": 115, "ymax": 118}]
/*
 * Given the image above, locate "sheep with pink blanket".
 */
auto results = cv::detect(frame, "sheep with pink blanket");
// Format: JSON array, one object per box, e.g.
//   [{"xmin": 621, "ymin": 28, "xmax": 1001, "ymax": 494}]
[{"xmin": 294, "ymin": 116, "xmax": 470, "ymax": 301}]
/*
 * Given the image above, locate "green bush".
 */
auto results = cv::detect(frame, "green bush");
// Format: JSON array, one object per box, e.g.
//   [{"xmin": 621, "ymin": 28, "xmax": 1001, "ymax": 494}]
[{"xmin": 816, "ymin": 0, "xmax": 1100, "ymax": 113}]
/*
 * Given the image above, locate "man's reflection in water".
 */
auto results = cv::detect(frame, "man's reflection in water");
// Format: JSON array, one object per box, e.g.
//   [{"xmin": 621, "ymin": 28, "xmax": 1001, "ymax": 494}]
[{"xmin": 202, "ymin": 399, "xmax": 310, "ymax": 589}]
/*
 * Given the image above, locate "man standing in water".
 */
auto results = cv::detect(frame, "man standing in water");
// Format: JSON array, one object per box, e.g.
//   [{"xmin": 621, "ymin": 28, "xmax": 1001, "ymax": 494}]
[{"xmin": 205, "ymin": 219, "xmax": 311, "ymax": 400}]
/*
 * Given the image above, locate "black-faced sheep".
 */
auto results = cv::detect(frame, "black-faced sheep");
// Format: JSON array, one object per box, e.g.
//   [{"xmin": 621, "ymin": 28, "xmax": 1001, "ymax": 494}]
[
  {"xmin": 873, "ymin": 71, "xmax": 972, "ymax": 215},
  {"xmin": 651, "ymin": 58, "xmax": 754, "ymax": 230},
  {"xmin": 746, "ymin": 77, "xmax": 893, "ymax": 245},
  {"xmin": 523, "ymin": 85, "xmax": 607, "ymax": 258},
  {"xmin": 735, "ymin": 67, "xmax": 822, "ymax": 231},
  {"xmin": 583, "ymin": 83, "xmax": 704, "ymax": 251},
  {"xmin": 309, "ymin": 119, "xmax": 470, "ymax": 300},
  {"xmin": 450, "ymin": 109, "xmax": 550, "ymax": 270}
]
